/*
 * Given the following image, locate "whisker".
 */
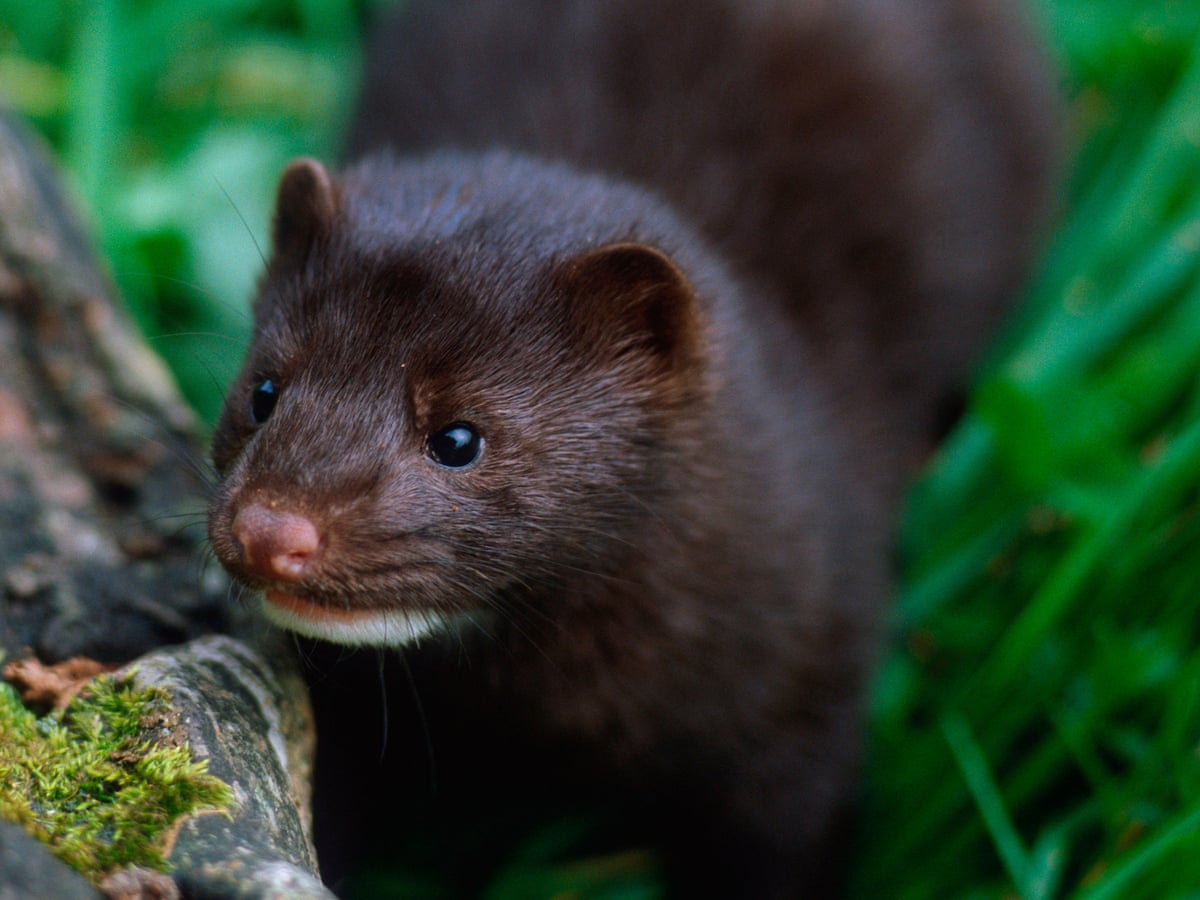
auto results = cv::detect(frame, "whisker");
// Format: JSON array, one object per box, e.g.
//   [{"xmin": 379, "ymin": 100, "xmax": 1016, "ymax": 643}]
[
  {"xmin": 375, "ymin": 649, "xmax": 390, "ymax": 761},
  {"xmin": 425, "ymin": 532, "xmax": 643, "ymax": 591},
  {"xmin": 392, "ymin": 648, "xmax": 438, "ymax": 791},
  {"xmin": 145, "ymin": 329, "xmax": 249, "ymax": 346},
  {"xmin": 82, "ymin": 390, "xmax": 220, "ymax": 493},
  {"xmin": 214, "ymin": 175, "xmax": 268, "ymax": 272}
]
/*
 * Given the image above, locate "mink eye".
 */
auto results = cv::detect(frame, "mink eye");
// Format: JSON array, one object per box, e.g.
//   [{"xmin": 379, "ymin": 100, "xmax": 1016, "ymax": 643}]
[
  {"xmin": 250, "ymin": 378, "xmax": 279, "ymax": 424},
  {"xmin": 427, "ymin": 422, "xmax": 483, "ymax": 469}
]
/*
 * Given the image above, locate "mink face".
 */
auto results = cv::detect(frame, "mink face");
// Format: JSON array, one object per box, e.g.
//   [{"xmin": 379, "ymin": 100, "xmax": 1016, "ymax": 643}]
[{"xmin": 208, "ymin": 153, "xmax": 713, "ymax": 646}]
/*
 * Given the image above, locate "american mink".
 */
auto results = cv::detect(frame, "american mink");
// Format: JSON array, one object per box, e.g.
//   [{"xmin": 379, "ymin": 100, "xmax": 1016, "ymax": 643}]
[{"xmin": 207, "ymin": 0, "xmax": 1058, "ymax": 895}]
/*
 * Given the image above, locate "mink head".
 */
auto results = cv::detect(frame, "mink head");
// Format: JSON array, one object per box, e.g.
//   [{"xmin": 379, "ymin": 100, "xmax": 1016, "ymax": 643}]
[{"xmin": 207, "ymin": 152, "xmax": 712, "ymax": 646}]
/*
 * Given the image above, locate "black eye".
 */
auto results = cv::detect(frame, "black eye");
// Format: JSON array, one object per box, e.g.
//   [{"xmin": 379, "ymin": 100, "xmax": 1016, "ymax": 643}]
[
  {"xmin": 426, "ymin": 422, "xmax": 483, "ymax": 469},
  {"xmin": 250, "ymin": 378, "xmax": 279, "ymax": 424}
]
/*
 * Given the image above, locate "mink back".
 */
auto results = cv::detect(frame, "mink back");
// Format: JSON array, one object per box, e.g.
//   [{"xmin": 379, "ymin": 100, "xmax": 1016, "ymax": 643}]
[{"xmin": 349, "ymin": 0, "xmax": 1060, "ymax": 441}]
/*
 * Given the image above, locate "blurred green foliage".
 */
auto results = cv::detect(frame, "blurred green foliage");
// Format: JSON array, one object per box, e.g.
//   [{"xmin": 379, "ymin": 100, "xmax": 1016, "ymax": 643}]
[
  {"xmin": 859, "ymin": 2, "xmax": 1200, "ymax": 896},
  {"xmin": 0, "ymin": 0, "xmax": 379, "ymax": 422},
  {"xmin": 0, "ymin": 0, "xmax": 1197, "ymax": 896}
]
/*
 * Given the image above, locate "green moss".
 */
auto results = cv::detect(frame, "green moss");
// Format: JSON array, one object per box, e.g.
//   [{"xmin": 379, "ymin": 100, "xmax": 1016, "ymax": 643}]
[{"xmin": 0, "ymin": 672, "xmax": 234, "ymax": 883}]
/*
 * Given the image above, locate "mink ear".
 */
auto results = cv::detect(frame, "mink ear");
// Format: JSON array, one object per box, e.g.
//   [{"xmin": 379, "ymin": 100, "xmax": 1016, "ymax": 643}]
[
  {"xmin": 555, "ymin": 242, "xmax": 705, "ymax": 376},
  {"xmin": 269, "ymin": 158, "xmax": 340, "ymax": 275}
]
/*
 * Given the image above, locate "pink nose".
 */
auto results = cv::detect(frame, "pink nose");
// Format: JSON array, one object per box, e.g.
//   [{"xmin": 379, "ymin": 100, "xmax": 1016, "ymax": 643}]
[{"xmin": 231, "ymin": 505, "xmax": 321, "ymax": 583}]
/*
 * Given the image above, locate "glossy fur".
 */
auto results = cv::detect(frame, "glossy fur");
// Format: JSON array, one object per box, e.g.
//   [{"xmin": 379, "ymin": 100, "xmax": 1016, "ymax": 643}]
[{"xmin": 208, "ymin": 0, "xmax": 1058, "ymax": 895}]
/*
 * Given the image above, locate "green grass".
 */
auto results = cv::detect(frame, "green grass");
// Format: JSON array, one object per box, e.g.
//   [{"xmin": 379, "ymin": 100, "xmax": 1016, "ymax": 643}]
[
  {"xmin": 856, "ymin": 3, "xmax": 1200, "ymax": 895},
  {"xmin": 2, "ymin": 0, "xmax": 1198, "ymax": 896}
]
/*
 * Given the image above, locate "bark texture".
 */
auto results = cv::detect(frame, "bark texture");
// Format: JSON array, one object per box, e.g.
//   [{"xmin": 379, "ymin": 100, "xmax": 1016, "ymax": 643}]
[
  {"xmin": 0, "ymin": 111, "xmax": 327, "ymax": 899},
  {"xmin": 0, "ymin": 111, "xmax": 227, "ymax": 664}
]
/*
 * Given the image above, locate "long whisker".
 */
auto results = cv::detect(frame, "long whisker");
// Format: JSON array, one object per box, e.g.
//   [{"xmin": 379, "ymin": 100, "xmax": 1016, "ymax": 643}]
[
  {"xmin": 214, "ymin": 176, "xmax": 269, "ymax": 271},
  {"xmin": 391, "ymin": 648, "xmax": 438, "ymax": 790}
]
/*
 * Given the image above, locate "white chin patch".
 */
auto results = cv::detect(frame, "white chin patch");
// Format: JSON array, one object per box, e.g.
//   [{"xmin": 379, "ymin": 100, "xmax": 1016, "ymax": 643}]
[{"xmin": 260, "ymin": 592, "xmax": 449, "ymax": 647}]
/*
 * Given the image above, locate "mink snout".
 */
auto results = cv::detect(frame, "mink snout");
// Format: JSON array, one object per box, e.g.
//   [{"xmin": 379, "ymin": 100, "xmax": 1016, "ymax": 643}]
[{"xmin": 230, "ymin": 504, "xmax": 322, "ymax": 584}]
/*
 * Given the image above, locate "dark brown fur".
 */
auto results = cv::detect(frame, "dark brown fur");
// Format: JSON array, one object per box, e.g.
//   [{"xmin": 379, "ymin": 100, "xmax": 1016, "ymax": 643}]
[{"xmin": 208, "ymin": 0, "xmax": 1058, "ymax": 895}]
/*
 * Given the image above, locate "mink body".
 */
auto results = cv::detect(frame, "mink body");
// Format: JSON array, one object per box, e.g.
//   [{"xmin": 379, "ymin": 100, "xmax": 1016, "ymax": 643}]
[{"xmin": 207, "ymin": 0, "xmax": 1058, "ymax": 895}]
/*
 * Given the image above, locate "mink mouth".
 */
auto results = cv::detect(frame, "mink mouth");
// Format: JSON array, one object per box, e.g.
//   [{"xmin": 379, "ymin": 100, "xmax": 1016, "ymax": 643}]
[
  {"xmin": 221, "ymin": 550, "xmax": 463, "ymax": 607},
  {"xmin": 264, "ymin": 589, "xmax": 388, "ymax": 622},
  {"xmin": 261, "ymin": 588, "xmax": 457, "ymax": 647}
]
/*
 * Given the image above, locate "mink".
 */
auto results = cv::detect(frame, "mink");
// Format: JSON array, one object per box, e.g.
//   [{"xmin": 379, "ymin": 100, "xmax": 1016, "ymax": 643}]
[{"xmin": 207, "ymin": 0, "xmax": 1058, "ymax": 895}]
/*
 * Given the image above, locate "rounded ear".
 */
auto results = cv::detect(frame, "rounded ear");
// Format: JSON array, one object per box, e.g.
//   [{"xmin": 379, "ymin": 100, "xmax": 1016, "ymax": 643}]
[
  {"xmin": 269, "ymin": 158, "xmax": 340, "ymax": 275},
  {"xmin": 554, "ymin": 242, "xmax": 705, "ymax": 376}
]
